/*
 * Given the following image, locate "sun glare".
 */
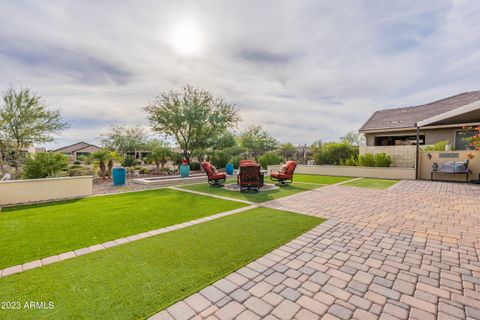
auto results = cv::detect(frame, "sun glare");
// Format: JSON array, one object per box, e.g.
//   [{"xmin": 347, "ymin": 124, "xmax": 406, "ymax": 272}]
[{"xmin": 169, "ymin": 22, "xmax": 202, "ymax": 56}]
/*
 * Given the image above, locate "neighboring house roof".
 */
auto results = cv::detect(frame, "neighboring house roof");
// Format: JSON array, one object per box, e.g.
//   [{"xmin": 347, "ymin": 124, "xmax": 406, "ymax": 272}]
[
  {"xmin": 360, "ymin": 91, "xmax": 480, "ymax": 132},
  {"xmin": 53, "ymin": 142, "xmax": 100, "ymax": 153}
]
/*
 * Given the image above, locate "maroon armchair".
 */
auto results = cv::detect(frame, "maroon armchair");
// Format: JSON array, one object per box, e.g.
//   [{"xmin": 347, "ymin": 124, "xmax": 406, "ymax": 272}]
[
  {"xmin": 270, "ymin": 161, "xmax": 297, "ymax": 185},
  {"xmin": 237, "ymin": 161, "xmax": 262, "ymax": 192},
  {"xmin": 201, "ymin": 161, "xmax": 227, "ymax": 186}
]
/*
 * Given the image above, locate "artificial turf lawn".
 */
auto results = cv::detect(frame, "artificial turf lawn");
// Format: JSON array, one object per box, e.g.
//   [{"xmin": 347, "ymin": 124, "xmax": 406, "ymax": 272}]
[
  {"xmin": 0, "ymin": 188, "xmax": 247, "ymax": 270},
  {"xmin": 292, "ymin": 174, "xmax": 354, "ymax": 185},
  {"xmin": 179, "ymin": 181, "xmax": 322, "ymax": 203},
  {"xmin": 0, "ymin": 208, "xmax": 324, "ymax": 320},
  {"xmin": 343, "ymin": 178, "xmax": 399, "ymax": 189}
]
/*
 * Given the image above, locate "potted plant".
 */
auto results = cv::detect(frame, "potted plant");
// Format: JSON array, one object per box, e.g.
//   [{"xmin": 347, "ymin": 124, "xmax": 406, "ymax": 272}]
[{"xmin": 179, "ymin": 159, "xmax": 190, "ymax": 177}]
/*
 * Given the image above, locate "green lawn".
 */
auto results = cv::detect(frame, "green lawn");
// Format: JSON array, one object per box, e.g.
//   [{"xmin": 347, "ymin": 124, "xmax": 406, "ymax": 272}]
[
  {"xmin": 0, "ymin": 208, "xmax": 323, "ymax": 320},
  {"xmin": 178, "ymin": 181, "xmax": 322, "ymax": 203},
  {"xmin": 0, "ymin": 189, "xmax": 247, "ymax": 269},
  {"xmin": 343, "ymin": 178, "xmax": 399, "ymax": 189},
  {"xmin": 293, "ymin": 174, "xmax": 354, "ymax": 185}
]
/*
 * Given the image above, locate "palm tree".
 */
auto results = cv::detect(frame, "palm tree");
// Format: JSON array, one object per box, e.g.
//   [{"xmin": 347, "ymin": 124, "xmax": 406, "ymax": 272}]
[
  {"xmin": 146, "ymin": 140, "xmax": 171, "ymax": 174},
  {"xmin": 90, "ymin": 149, "xmax": 119, "ymax": 178}
]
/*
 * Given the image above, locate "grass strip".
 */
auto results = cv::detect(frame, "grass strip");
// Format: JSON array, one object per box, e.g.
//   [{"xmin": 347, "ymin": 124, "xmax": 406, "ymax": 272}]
[{"xmin": 0, "ymin": 208, "xmax": 324, "ymax": 320}]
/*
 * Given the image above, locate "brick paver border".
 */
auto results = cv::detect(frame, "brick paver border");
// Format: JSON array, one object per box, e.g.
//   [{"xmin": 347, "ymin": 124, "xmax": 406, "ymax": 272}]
[{"xmin": 0, "ymin": 204, "xmax": 258, "ymax": 278}]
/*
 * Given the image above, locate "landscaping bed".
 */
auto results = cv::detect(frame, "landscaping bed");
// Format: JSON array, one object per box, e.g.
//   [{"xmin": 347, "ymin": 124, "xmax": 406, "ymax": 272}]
[
  {"xmin": 0, "ymin": 189, "xmax": 246, "ymax": 269},
  {"xmin": 0, "ymin": 208, "xmax": 323, "ymax": 320}
]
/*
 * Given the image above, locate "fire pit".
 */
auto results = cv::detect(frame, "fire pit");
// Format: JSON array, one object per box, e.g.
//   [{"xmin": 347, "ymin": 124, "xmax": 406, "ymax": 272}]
[{"xmin": 223, "ymin": 183, "xmax": 278, "ymax": 192}]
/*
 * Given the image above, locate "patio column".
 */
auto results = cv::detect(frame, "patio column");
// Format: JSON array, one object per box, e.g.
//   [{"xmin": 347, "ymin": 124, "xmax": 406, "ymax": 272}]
[{"xmin": 415, "ymin": 124, "xmax": 420, "ymax": 180}]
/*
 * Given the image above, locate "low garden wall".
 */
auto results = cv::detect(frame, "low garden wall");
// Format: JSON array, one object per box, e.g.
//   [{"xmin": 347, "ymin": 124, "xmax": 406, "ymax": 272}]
[
  {"xmin": 267, "ymin": 164, "xmax": 415, "ymax": 180},
  {"xmin": 0, "ymin": 176, "xmax": 93, "ymax": 206},
  {"xmin": 419, "ymin": 150, "xmax": 480, "ymax": 182}
]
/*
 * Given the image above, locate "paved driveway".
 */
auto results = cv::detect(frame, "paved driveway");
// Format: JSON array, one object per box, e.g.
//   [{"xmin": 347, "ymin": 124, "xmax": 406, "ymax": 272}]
[{"xmin": 152, "ymin": 180, "xmax": 480, "ymax": 320}]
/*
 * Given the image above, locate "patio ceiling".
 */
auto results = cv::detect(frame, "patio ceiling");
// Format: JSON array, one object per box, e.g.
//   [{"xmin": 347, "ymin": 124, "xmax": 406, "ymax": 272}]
[{"xmin": 417, "ymin": 100, "xmax": 480, "ymax": 128}]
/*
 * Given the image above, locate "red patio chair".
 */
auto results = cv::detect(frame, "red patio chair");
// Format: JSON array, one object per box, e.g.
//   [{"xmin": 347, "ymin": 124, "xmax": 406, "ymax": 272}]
[
  {"xmin": 201, "ymin": 161, "xmax": 227, "ymax": 186},
  {"xmin": 237, "ymin": 161, "xmax": 262, "ymax": 192},
  {"xmin": 270, "ymin": 161, "xmax": 297, "ymax": 185}
]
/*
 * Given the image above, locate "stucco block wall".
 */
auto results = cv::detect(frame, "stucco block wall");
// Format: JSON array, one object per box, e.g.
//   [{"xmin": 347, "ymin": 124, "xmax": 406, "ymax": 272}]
[
  {"xmin": 268, "ymin": 164, "xmax": 415, "ymax": 180},
  {"xmin": 0, "ymin": 176, "xmax": 93, "ymax": 206},
  {"xmin": 419, "ymin": 150, "xmax": 479, "ymax": 182}
]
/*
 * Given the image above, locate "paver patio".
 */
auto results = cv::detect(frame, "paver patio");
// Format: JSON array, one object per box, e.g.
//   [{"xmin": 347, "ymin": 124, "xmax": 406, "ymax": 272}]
[{"xmin": 151, "ymin": 180, "xmax": 480, "ymax": 320}]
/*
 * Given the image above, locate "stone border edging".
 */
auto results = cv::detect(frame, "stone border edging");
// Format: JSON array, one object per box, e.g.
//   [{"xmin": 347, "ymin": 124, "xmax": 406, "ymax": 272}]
[
  {"xmin": 0, "ymin": 204, "xmax": 258, "ymax": 278},
  {"xmin": 168, "ymin": 187, "xmax": 256, "ymax": 204}
]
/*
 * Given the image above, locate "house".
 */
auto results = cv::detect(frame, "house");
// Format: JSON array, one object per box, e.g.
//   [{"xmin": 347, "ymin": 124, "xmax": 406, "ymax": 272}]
[
  {"xmin": 53, "ymin": 142, "xmax": 101, "ymax": 161},
  {"xmin": 359, "ymin": 91, "xmax": 480, "ymax": 167}
]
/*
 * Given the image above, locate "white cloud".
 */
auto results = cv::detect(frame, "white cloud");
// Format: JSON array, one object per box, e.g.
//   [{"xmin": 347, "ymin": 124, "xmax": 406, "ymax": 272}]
[{"xmin": 0, "ymin": 0, "xmax": 479, "ymax": 148}]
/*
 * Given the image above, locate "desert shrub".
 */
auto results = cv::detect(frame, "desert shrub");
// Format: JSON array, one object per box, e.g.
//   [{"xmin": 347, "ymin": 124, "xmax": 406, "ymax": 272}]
[
  {"xmin": 424, "ymin": 140, "xmax": 450, "ymax": 151},
  {"xmin": 189, "ymin": 161, "xmax": 201, "ymax": 171},
  {"xmin": 341, "ymin": 156, "xmax": 358, "ymax": 166},
  {"xmin": 143, "ymin": 157, "xmax": 153, "ymax": 165},
  {"xmin": 209, "ymin": 150, "xmax": 231, "ymax": 169},
  {"xmin": 373, "ymin": 153, "xmax": 392, "ymax": 167},
  {"xmin": 357, "ymin": 153, "xmax": 392, "ymax": 167},
  {"xmin": 122, "ymin": 155, "xmax": 136, "ymax": 168},
  {"xmin": 73, "ymin": 160, "xmax": 81, "ymax": 165},
  {"xmin": 314, "ymin": 142, "xmax": 358, "ymax": 165},
  {"xmin": 134, "ymin": 159, "xmax": 143, "ymax": 166},
  {"xmin": 258, "ymin": 151, "xmax": 283, "ymax": 169},
  {"xmin": 22, "ymin": 152, "xmax": 69, "ymax": 179},
  {"xmin": 230, "ymin": 155, "xmax": 241, "ymax": 169},
  {"xmin": 357, "ymin": 153, "xmax": 376, "ymax": 167},
  {"xmin": 68, "ymin": 167, "xmax": 93, "ymax": 176},
  {"xmin": 139, "ymin": 167, "xmax": 150, "ymax": 174}
]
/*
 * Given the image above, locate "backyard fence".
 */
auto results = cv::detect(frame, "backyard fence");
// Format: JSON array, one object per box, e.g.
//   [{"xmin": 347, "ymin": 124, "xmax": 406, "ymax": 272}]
[{"xmin": 0, "ymin": 176, "xmax": 93, "ymax": 207}]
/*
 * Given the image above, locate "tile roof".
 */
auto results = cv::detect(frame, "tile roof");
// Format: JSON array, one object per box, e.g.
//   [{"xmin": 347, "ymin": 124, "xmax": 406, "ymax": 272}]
[{"xmin": 360, "ymin": 91, "xmax": 480, "ymax": 132}]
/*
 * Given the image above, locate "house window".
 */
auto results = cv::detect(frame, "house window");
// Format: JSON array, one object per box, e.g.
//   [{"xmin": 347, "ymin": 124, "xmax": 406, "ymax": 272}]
[
  {"xmin": 455, "ymin": 130, "xmax": 477, "ymax": 150},
  {"xmin": 374, "ymin": 135, "xmax": 425, "ymax": 146}
]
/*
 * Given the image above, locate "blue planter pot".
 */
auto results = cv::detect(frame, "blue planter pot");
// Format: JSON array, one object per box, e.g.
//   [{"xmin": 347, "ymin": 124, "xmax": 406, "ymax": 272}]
[
  {"xmin": 226, "ymin": 163, "xmax": 234, "ymax": 175},
  {"xmin": 179, "ymin": 164, "xmax": 190, "ymax": 177},
  {"xmin": 112, "ymin": 167, "xmax": 126, "ymax": 186}
]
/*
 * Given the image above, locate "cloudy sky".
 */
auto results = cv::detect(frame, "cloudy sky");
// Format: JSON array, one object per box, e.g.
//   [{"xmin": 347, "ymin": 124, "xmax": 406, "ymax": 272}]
[{"xmin": 1, "ymin": 0, "xmax": 480, "ymax": 148}]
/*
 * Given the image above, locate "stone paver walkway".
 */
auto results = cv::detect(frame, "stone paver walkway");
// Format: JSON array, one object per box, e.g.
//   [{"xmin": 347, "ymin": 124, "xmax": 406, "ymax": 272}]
[{"xmin": 151, "ymin": 180, "xmax": 480, "ymax": 320}]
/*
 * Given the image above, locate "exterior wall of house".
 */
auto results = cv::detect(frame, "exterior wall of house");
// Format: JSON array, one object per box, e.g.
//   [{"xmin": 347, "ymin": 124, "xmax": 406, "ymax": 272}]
[
  {"xmin": 0, "ymin": 176, "xmax": 93, "ymax": 206},
  {"xmin": 419, "ymin": 150, "xmax": 479, "ymax": 182},
  {"xmin": 73, "ymin": 145, "xmax": 101, "ymax": 160},
  {"xmin": 365, "ymin": 127, "xmax": 466, "ymax": 147},
  {"xmin": 362, "ymin": 127, "xmax": 473, "ymax": 167}
]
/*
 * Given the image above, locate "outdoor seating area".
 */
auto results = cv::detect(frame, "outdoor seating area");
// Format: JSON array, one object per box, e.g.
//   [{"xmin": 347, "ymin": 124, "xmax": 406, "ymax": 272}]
[
  {"xmin": 201, "ymin": 161, "xmax": 227, "ymax": 186},
  {"xmin": 431, "ymin": 160, "xmax": 472, "ymax": 182},
  {"xmin": 270, "ymin": 160, "xmax": 297, "ymax": 184}
]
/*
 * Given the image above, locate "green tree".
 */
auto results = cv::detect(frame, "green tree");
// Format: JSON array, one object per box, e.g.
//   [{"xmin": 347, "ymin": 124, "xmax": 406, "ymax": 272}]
[
  {"xmin": 100, "ymin": 125, "xmax": 148, "ymax": 156},
  {"xmin": 239, "ymin": 125, "xmax": 278, "ymax": 160},
  {"xmin": 258, "ymin": 151, "xmax": 283, "ymax": 169},
  {"xmin": 22, "ymin": 152, "xmax": 68, "ymax": 179},
  {"xmin": 314, "ymin": 142, "xmax": 358, "ymax": 165},
  {"xmin": 0, "ymin": 88, "xmax": 68, "ymax": 178},
  {"xmin": 146, "ymin": 139, "xmax": 172, "ymax": 174},
  {"xmin": 144, "ymin": 85, "xmax": 240, "ymax": 163},
  {"xmin": 341, "ymin": 131, "xmax": 360, "ymax": 146},
  {"xmin": 279, "ymin": 143, "xmax": 298, "ymax": 160}
]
